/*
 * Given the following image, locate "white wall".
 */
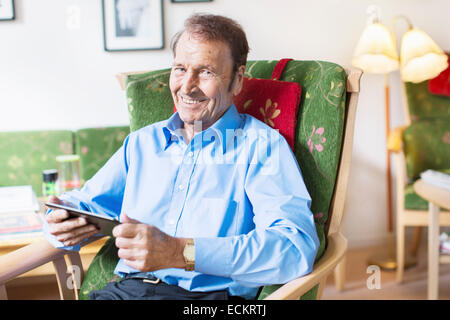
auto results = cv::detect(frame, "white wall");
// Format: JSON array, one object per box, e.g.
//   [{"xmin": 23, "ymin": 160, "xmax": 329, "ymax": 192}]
[{"xmin": 1, "ymin": 0, "xmax": 449, "ymax": 248}]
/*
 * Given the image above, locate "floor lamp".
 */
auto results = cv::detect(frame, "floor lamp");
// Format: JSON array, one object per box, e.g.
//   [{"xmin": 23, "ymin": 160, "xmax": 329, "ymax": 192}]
[{"xmin": 352, "ymin": 8, "xmax": 448, "ymax": 270}]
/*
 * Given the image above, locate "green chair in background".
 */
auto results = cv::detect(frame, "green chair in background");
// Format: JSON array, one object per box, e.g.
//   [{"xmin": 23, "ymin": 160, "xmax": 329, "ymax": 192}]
[
  {"xmin": 390, "ymin": 80, "xmax": 450, "ymax": 283},
  {"xmin": 74, "ymin": 126, "xmax": 130, "ymax": 183},
  {"xmin": 0, "ymin": 130, "xmax": 73, "ymax": 197}
]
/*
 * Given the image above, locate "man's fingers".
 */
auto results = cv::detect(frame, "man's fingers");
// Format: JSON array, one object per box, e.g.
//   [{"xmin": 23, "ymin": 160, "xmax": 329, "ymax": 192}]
[
  {"xmin": 123, "ymin": 259, "xmax": 144, "ymax": 272},
  {"xmin": 49, "ymin": 216, "xmax": 88, "ymax": 235},
  {"xmin": 120, "ymin": 213, "xmax": 140, "ymax": 224},
  {"xmin": 46, "ymin": 209, "xmax": 69, "ymax": 224},
  {"xmin": 55, "ymin": 223, "xmax": 98, "ymax": 243},
  {"xmin": 115, "ymin": 236, "xmax": 135, "ymax": 249},
  {"xmin": 61, "ymin": 229, "xmax": 99, "ymax": 247},
  {"xmin": 46, "ymin": 195, "xmax": 64, "ymax": 205},
  {"xmin": 113, "ymin": 223, "xmax": 141, "ymax": 238},
  {"xmin": 117, "ymin": 248, "xmax": 139, "ymax": 261}
]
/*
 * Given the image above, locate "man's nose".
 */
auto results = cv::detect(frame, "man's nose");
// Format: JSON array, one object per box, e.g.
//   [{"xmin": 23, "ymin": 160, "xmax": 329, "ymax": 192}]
[{"xmin": 181, "ymin": 70, "xmax": 198, "ymax": 94}]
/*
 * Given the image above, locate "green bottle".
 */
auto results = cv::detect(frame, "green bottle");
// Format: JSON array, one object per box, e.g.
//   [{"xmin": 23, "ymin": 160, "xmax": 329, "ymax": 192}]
[{"xmin": 42, "ymin": 169, "xmax": 58, "ymax": 197}]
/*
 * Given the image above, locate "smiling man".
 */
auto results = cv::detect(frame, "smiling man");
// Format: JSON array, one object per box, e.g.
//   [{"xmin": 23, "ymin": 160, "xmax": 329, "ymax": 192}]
[{"xmin": 43, "ymin": 14, "xmax": 319, "ymax": 300}]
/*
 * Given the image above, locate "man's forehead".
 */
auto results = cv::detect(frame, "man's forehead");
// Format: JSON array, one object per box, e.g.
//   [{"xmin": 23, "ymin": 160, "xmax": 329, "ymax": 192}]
[{"xmin": 174, "ymin": 32, "xmax": 232, "ymax": 61}]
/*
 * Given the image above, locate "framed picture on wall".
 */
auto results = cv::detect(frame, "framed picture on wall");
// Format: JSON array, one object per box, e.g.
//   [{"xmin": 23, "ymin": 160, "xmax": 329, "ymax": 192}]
[
  {"xmin": 0, "ymin": 0, "xmax": 15, "ymax": 21},
  {"xmin": 171, "ymin": 0, "xmax": 212, "ymax": 2},
  {"xmin": 102, "ymin": 0, "xmax": 164, "ymax": 51}
]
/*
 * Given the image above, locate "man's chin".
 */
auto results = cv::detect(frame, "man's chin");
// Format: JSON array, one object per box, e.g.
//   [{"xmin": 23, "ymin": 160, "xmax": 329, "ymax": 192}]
[{"xmin": 177, "ymin": 112, "xmax": 201, "ymax": 126}]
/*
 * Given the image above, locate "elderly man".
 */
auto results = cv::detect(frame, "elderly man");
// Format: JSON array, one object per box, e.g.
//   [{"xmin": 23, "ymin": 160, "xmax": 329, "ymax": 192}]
[{"xmin": 44, "ymin": 14, "xmax": 319, "ymax": 300}]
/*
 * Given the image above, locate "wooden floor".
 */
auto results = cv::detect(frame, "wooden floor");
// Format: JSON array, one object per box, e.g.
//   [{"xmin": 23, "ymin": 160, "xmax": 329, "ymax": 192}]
[
  {"xmin": 322, "ymin": 242, "xmax": 450, "ymax": 300},
  {"xmin": 4, "ymin": 241, "xmax": 450, "ymax": 300}
]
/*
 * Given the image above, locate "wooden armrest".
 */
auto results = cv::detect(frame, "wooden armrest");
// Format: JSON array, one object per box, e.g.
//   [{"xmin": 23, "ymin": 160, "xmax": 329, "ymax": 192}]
[
  {"xmin": 0, "ymin": 238, "xmax": 66, "ymax": 284},
  {"xmin": 388, "ymin": 125, "xmax": 407, "ymax": 152},
  {"xmin": 264, "ymin": 232, "xmax": 347, "ymax": 300}
]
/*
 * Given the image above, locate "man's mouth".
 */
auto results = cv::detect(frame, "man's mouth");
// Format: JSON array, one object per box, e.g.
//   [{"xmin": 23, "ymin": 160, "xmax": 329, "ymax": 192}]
[{"xmin": 179, "ymin": 95, "xmax": 207, "ymax": 105}]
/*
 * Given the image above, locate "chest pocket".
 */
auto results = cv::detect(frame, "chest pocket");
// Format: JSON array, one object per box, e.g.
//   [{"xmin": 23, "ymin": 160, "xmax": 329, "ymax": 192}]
[{"xmin": 182, "ymin": 198, "xmax": 239, "ymax": 237}]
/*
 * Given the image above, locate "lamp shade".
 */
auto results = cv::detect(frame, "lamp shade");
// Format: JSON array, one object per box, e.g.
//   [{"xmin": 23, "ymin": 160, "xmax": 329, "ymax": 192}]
[
  {"xmin": 400, "ymin": 28, "xmax": 449, "ymax": 83},
  {"xmin": 352, "ymin": 23, "xmax": 399, "ymax": 74}
]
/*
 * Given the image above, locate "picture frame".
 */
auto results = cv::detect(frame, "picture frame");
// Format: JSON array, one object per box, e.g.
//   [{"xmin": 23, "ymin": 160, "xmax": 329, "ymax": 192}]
[
  {"xmin": 0, "ymin": 0, "xmax": 15, "ymax": 21},
  {"xmin": 102, "ymin": 0, "xmax": 164, "ymax": 51},
  {"xmin": 171, "ymin": 0, "xmax": 212, "ymax": 2}
]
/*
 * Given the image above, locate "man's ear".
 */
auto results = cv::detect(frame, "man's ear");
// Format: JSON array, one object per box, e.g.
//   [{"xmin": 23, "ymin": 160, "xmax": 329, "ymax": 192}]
[{"xmin": 232, "ymin": 65, "xmax": 246, "ymax": 96}]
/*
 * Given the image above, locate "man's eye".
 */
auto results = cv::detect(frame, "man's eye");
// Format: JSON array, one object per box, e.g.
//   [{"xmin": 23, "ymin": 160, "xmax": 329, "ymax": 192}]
[
  {"xmin": 173, "ymin": 67, "xmax": 185, "ymax": 73},
  {"xmin": 200, "ymin": 70, "xmax": 214, "ymax": 77}
]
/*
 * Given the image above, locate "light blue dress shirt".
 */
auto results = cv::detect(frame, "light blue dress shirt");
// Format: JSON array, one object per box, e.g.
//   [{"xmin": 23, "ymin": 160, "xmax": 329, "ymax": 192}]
[{"xmin": 44, "ymin": 104, "xmax": 319, "ymax": 299}]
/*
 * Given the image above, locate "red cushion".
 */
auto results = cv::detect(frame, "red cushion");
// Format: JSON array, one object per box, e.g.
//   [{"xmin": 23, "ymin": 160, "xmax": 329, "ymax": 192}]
[
  {"xmin": 428, "ymin": 53, "xmax": 450, "ymax": 97},
  {"xmin": 234, "ymin": 60, "xmax": 301, "ymax": 150}
]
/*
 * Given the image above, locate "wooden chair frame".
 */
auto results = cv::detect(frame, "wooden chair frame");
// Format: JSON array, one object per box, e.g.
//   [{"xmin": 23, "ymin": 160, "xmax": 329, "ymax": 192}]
[{"xmin": 0, "ymin": 68, "xmax": 362, "ymax": 300}]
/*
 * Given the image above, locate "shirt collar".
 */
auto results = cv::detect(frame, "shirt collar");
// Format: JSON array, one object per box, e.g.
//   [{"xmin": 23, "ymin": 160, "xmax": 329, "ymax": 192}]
[{"xmin": 162, "ymin": 104, "xmax": 243, "ymax": 153}]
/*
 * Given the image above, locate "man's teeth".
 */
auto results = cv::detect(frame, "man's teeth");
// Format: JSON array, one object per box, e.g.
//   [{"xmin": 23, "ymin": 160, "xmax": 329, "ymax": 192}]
[{"xmin": 181, "ymin": 96, "xmax": 202, "ymax": 104}]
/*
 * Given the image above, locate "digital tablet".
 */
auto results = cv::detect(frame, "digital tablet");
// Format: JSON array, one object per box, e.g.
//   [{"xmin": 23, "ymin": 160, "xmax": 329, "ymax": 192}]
[{"xmin": 45, "ymin": 202, "xmax": 120, "ymax": 237}]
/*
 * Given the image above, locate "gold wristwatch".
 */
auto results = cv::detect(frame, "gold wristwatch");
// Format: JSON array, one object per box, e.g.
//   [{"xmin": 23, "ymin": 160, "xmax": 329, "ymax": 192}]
[{"xmin": 183, "ymin": 238, "xmax": 195, "ymax": 271}]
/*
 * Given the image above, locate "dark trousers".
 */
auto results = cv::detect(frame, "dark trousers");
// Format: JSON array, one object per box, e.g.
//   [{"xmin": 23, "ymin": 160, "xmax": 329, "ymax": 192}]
[{"xmin": 89, "ymin": 274, "xmax": 243, "ymax": 300}]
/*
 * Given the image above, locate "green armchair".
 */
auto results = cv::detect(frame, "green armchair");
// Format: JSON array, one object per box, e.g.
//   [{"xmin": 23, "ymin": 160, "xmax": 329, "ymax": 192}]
[
  {"xmin": 390, "ymin": 80, "xmax": 450, "ymax": 283},
  {"xmin": 0, "ymin": 60, "xmax": 362, "ymax": 300}
]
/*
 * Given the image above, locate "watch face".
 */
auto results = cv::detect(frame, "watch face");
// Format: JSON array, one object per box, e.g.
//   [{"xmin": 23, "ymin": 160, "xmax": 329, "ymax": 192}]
[
  {"xmin": 184, "ymin": 243, "xmax": 195, "ymax": 261},
  {"xmin": 183, "ymin": 240, "xmax": 195, "ymax": 271}
]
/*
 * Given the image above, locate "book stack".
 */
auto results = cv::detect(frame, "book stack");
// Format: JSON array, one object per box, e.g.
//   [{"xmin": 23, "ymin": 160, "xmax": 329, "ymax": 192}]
[{"xmin": 0, "ymin": 185, "xmax": 44, "ymax": 244}]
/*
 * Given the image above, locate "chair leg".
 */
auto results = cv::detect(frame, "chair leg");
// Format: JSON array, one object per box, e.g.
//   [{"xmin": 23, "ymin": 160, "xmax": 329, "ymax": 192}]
[
  {"xmin": 53, "ymin": 256, "xmax": 76, "ymax": 300},
  {"xmin": 410, "ymin": 227, "xmax": 422, "ymax": 257},
  {"xmin": 317, "ymin": 276, "xmax": 328, "ymax": 300},
  {"xmin": 0, "ymin": 284, "xmax": 7, "ymax": 300},
  {"xmin": 334, "ymin": 255, "xmax": 346, "ymax": 291},
  {"xmin": 396, "ymin": 223, "xmax": 405, "ymax": 283},
  {"xmin": 428, "ymin": 203, "xmax": 440, "ymax": 300}
]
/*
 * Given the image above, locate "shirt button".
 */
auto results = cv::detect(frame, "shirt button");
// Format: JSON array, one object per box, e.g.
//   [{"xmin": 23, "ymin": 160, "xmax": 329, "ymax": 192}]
[
  {"xmin": 178, "ymin": 184, "xmax": 185, "ymax": 190},
  {"xmin": 168, "ymin": 219, "xmax": 175, "ymax": 225},
  {"xmin": 187, "ymin": 151, "xmax": 194, "ymax": 158}
]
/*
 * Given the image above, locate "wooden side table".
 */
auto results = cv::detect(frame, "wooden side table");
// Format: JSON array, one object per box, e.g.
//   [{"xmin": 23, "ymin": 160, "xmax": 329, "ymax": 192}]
[{"xmin": 413, "ymin": 179, "xmax": 450, "ymax": 300}]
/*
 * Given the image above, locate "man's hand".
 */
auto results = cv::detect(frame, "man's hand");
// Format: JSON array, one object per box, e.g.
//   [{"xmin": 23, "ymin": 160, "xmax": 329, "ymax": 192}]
[
  {"xmin": 45, "ymin": 196, "xmax": 99, "ymax": 247},
  {"xmin": 113, "ymin": 213, "xmax": 187, "ymax": 272}
]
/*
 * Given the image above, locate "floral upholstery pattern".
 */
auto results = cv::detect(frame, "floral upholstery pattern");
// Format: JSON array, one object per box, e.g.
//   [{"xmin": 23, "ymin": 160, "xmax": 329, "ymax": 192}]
[
  {"xmin": 80, "ymin": 60, "xmax": 348, "ymax": 300},
  {"xmin": 79, "ymin": 237, "xmax": 121, "ymax": 300},
  {"xmin": 74, "ymin": 126, "xmax": 130, "ymax": 182},
  {"xmin": 0, "ymin": 130, "xmax": 73, "ymax": 197}
]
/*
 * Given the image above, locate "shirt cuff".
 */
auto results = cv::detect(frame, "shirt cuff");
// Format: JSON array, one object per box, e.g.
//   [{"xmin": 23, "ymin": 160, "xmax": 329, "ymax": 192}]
[{"xmin": 194, "ymin": 236, "xmax": 233, "ymax": 278}]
